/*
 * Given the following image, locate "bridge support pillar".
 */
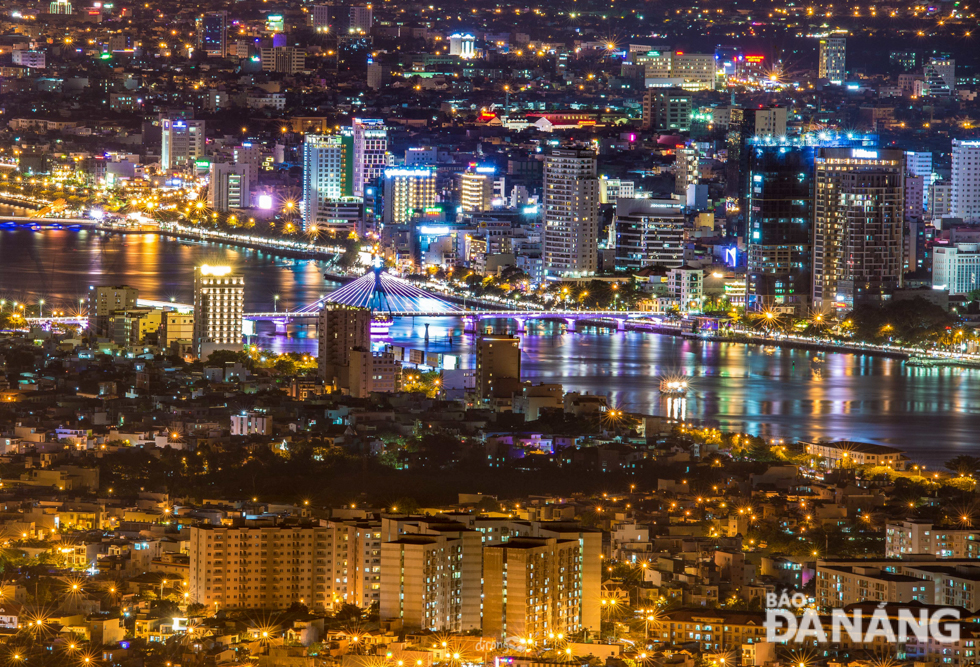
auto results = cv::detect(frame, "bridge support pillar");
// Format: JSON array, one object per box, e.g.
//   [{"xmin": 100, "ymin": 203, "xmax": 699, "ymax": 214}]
[
  {"xmin": 565, "ymin": 318, "xmax": 576, "ymax": 333},
  {"xmin": 617, "ymin": 318, "xmax": 627, "ymax": 332},
  {"xmin": 274, "ymin": 320, "xmax": 288, "ymax": 335},
  {"xmin": 514, "ymin": 318, "xmax": 526, "ymax": 334}
]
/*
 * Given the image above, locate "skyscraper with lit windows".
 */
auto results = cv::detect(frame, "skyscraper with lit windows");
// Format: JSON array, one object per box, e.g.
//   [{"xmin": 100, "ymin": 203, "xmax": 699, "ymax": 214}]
[{"xmin": 193, "ymin": 265, "xmax": 244, "ymax": 358}]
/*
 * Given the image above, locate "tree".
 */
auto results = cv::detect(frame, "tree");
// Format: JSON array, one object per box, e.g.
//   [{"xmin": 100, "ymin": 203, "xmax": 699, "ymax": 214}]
[{"xmin": 945, "ymin": 455, "xmax": 980, "ymax": 476}]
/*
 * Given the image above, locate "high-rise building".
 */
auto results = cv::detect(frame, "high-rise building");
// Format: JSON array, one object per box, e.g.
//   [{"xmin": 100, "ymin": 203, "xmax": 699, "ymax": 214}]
[
  {"xmin": 818, "ymin": 37, "xmax": 846, "ymax": 84},
  {"xmin": 812, "ymin": 147, "xmax": 905, "ymax": 310},
  {"xmin": 675, "ymin": 147, "xmax": 700, "ymax": 196},
  {"xmin": 613, "ymin": 198, "xmax": 686, "ymax": 271},
  {"xmin": 208, "ymin": 163, "xmax": 250, "ymax": 211},
  {"xmin": 260, "ymin": 46, "xmax": 306, "ymax": 74},
  {"xmin": 449, "ymin": 33, "xmax": 476, "ymax": 58},
  {"xmin": 598, "ymin": 177, "xmax": 635, "ymax": 204},
  {"xmin": 923, "ymin": 57, "xmax": 955, "ymax": 96},
  {"xmin": 642, "ymin": 88, "xmax": 692, "ymax": 131},
  {"xmin": 382, "ymin": 167, "xmax": 437, "ymax": 224},
  {"xmin": 189, "ymin": 524, "xmax": 348, "ymax": 612},
  {"xmin": 161, "ymin": 119, "xmax": 205, "ymax": 171},
  {"xmin": 930, "ymin": 180, "xmax": 953, "ymax": 220},
  {"xmin": 543, "ymin": 148, "xmax": 599, "ymax": 277},
  {"xmin": 905, "ymin": 150, "xmax": 933, "ymax": 211},
  {"xmin": 933, "ymin": 243, "xmax": 980, "ymax": 295},
  {"xmin": 48, "ymin": 0, "xmax": 72, "ymax": 14},
  {"xmin": 233, "ymin": 144, "xmax": 261, "ymax": 182},
  {"xmin": 193, "ymin": 265, "xmax": 244, "ymax": 358},
  {"xmin": 379, "ymin": 518, "xmax": 482, "ymax": 632},
  {"xmin": 670, "ymin": 53, "xmax": 716, "ymax": 90},
  {"xmin": 349, "ymin": 5, "xmax": 373, "ymax": 33},
  {"xmin": 752, "ymin": 106, "xmax": 788, "ymax": 137},
  {"xmin": 951, "ymin": 140, "xmax": 980, "ymax": 222},
  {"xmin": 745, "ymin": 143, "xmax": 815, "ymax": 313},
  {"xmin": 482, "ymin": 537, "xmax": 585, "ymax": 640},
  {"xmin": 311, "ymin": 4, "xmax": 331, "ymax": 32},
  {"xmin": 352, "ymin": 119, "xmax": 387, "ymax": 197},
  {"xmin": 476, "ymin": 335, "xmax": 521, "ymax": 400},
  {"xmin": 89, "ymin": 285, "xmax": 139, "ymax": 337},
  {"xmin": 303, "ymin": 134, "xmax": 350, "ymax": 230},
  {"xmin": 196, "ymin": 12, "xmax": 228, "ymax": 57},
  {"xmin": 460, "ymin": 166, "xmax": 494, "ymax": 212},
  {"xmin": 317, "ymin": 304, "xmax": 371, "ymax": 389}
]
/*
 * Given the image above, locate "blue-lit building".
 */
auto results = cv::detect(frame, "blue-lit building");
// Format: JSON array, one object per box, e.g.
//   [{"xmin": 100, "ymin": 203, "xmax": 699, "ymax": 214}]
[
  {"xmin": 196, "ymin": 12, "xmax": 228, "ymax": 57},
  {"xmin": 745, "ymin": 143, "xmax": 815, "ymax": 313}
]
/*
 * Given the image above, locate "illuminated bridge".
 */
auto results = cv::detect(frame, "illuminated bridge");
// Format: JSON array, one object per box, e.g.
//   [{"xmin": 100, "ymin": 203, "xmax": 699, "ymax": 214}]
[{"xmin": 242, "ymin": 268, "xmax": 651, "ymax": 334}]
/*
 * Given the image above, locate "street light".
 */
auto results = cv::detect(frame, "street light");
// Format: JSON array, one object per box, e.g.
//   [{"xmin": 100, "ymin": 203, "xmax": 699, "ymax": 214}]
[
  {"xmin": 39, "ymin": 299, "xmax": 44, "ymax": 318},
  {"xmin": 274, "ymin": 295, "xmax": 279, "ymax": 312}
]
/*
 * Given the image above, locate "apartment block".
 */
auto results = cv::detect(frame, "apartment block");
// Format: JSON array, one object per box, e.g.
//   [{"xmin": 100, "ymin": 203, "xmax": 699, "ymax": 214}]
[{"xmin": 482, "ymin": 537, "xmax": 584, "ymax": 640}]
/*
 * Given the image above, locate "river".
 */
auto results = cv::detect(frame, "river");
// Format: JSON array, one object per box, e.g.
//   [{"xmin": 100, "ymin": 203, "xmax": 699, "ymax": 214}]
[{"xmin": 0, "ymin": 223, "xmax": 977, "ymax": 466}]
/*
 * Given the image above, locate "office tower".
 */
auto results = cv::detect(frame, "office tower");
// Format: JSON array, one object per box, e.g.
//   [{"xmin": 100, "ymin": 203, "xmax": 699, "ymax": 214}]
[
  {"xmin": 818, "ymin": 37, "xmax": 846, "ymax": 84},
  {"xmin": 303, "ymin": 136, "xmax": 349, "ymax": 223},
  {"xmin": 260, "ymin": 46, "xmax": 306, "ymax": 74},
  {"xmin": 302, "ymin": 134, "xmax": 350, "ymax": 230},
  {"xmin": 670, "ymin": 53, "xmax": 716, "ymax": 90},
  {"xmin": 352, "ymin": 119, "xmax": 387, "ymax": 197},
  {"xmin": 889, "ymin": 50, "xmax": 917, "ymax": 73},
  {"xmin": 460, "ymin": 166, "xmax": 494, "ymax": 212},
  {"xmin": 543, "ymin": 148, "xmax": 599, "ymax": 277},
  {"xmin": 923, "ymin": 57, "xmax": 955, "ymax": 96},
  {"xmin": 379, "ymin": 519, "xmax": 482, "ymax": 632},
  {"xmin": 367, "ymin": 61, "xmax": 391, "ymax": 90},
  {"xmin": 161, "ymin": 119, "xmax": 205, "ymax": 171},
  {"xmin": 193, "ymin": 265, "xmax": 244, "ymax": 358},
  {"xmin": 382, "ymin": 168, "xmax": 436, "ymax": 225},
  {"xmin": 642, "ymin": 88, "xmax": 692, "ymax": 131},
  {"xmin": 89, "ymin": 285, "xmax": 139, "ymax": 337},
  {"xmin": 745, "ymin": 144, "xmax": 815, "ymax": 313},
  {"xmin": 951, "ymin": 140, "xmax": 980, "ymax": 222},
  {"xmin": 905, "ymin": 174, "xmax": 924, "ymax": 225},
  {"xmin": 233, "ymin": 144, "xmax": 260, "ymax": 182},
  {"xmin": 476, "ymin": 335, "xmax": 521, "ymax": 400},
  {"xmin": 715, "ymin": 45, "xmax": 743, "ymax": 77},
  {"xmin": 349, "ymin": 5, "xmax": 373, "ymax": 33},
  {"xmin": 598, "ymin": 177, "xmax": 635, "ymax": 204},
  {"xmin": 48, "ymin": 0, "xmax": 72, "ymax": 13},
  {"xmin": 933, "ymin": 244, "xmax": 980, "ymax": 295},
  {"xmin": 317, "ymin": 304, "xmax": 371, "ymax": 389},
  {"xmin": 675, "ymin": 147, "xmax": 699, "ymax": 196},
  {"xmin": 207, "ymin": 163, "xmax": 250, "ymax": 212},
  {"xmin": 311, "ymin": 4, "xmax": 330, "ymax": 32},
  {"xmin": 812, "ymin": 148, "xmax": 905, "ymax": 310},
  {"xmin": 405, "ymin": 146, "xmax": 438, "ymax": 166},
  {"xmin": 196, "ymin": 11, "xmax": 228, "ymax": 57},
  {"xmin": 482, "ymin": 537, "xmax": 585, "ymax": 640},
  {"xmin": 905, "ymin": 150, "xmax": 933, "ymax": 211},
  {"xmin": 613, "ymin": 198, "xmax": 686, "ymax": 271},
  {"xmin": 753, "ymin": 106, "xmax": 788, "ymax": 137},
  {"xmin": 449, "ymin": 33, "xmax": 476, "ymax": 58},
  {"xmin": 930, "ymin": 181, "xmax": 953, "ymax": 219}
]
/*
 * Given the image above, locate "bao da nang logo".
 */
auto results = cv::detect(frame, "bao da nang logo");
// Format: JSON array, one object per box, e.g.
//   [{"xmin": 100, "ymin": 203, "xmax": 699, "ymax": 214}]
[{"xmin": 764, "ymin": 593, "xmax": 961, "ymax": 644}]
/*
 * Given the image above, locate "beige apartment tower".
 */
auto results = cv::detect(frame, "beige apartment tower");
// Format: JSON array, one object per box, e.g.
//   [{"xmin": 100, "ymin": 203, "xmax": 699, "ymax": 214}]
[
  {"xmin": 482, "ymin": 537, "xmax": 584, "ymax": 640},
  {"xmin": 193, "ymin": 265, "xmax": 244, "ymax": 358},
  {"xmin": 543, "ymin": 148, "xmax": 599, "ymax": 277}
]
